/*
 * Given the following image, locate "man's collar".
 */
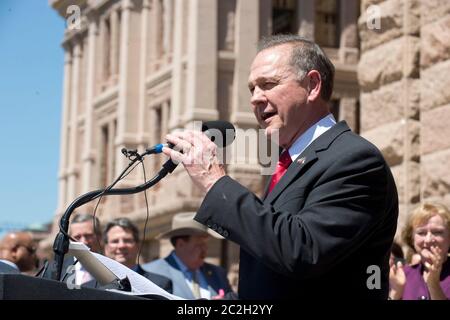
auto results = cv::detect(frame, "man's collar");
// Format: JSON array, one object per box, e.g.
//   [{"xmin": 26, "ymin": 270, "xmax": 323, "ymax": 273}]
[
  {"xmin": 287, "ymin": 113, "xmax": 336, "ymax": 161},
  {"xmin": 170, "ymin": 251, "xmax": 191, "ymax": 274}
]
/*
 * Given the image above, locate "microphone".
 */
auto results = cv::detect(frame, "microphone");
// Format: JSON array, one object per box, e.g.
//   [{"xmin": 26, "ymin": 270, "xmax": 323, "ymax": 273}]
[{"xmin": 146, "ymin": 120, "xmax": 235, "ymax": 154}]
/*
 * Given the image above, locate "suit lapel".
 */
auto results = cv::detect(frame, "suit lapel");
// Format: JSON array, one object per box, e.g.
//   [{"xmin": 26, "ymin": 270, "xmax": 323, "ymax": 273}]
[
  {"xmin": 200, "ymin": 264, "xmax": 218, "ymax": 296},
  {"xmin": 264, "ymin": 148, "xmax": 318, "ymax": 203},
  {"xmin": 61, "ymin": 255, "xmax": 76, "ymax": 280},
  {"xmin": 262, "ymin": 146, "xmax": 283, "ymax": 197},
  {"xmin": 165, "ymin": 255, "xmax": 195, "ymax": 299},
  {"xmin": 165, "ymin": 257, "xmax": 221, "ymax": 298},
  {"xmin": 264, "ymin": 121, "xmax": 351, "ymax": 204},
  {"xmin": 262, "ymin": 175, "xmax": 271, "ymax": 198}
]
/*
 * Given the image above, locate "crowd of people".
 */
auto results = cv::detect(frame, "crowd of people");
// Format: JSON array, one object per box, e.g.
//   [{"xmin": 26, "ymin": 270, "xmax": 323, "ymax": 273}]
[
  {"xmin": 1, "ymin": 212, "xmax": 233, "ymax": 299},
  {"xmin": 2, "ymin": 201, "xmax": 448, "ymax": 300}
]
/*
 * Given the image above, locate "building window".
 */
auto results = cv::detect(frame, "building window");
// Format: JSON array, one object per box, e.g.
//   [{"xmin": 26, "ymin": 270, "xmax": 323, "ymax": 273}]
[
  {"xmin": 101, "ymin": 8, "xmax": 121, "ymax": 89},
  {"xmin": 149, "ymin": 0, "xmax": 174, "ymax": 68},
  {"xmin": 155, "ymin": 107, "xmax": 162, "ymax": 145},
  {"xmin": 112, "ymin": 119, "xmax": 117, "ymax": 179},
  {"xmin": 315, "ymin": 0, "xmax": 339, "ymax": 48},
  {"xmin": 218, "ymin": 0, "xmax": 236, "ymax": 51},
  {"xmin": 100, "ymin": 124, "xmax": 109, "ymax": 187},
  {"xmin": 99, "ymin": 120, "xmax": 117, "ymax": 186},
  {"xmin": 272, "ymin": 0, "xmax": 297, "ymax": 35},
  {"xmin": 152, "ymin": 101, "xmax": 170, "ymax": 172},
  {"xmin": 103, "ymin": 17, "xmax": 111, "ymax": 84}
]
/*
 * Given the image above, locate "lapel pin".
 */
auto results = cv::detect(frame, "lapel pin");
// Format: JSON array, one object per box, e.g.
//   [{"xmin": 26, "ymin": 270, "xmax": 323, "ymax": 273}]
[{"xmin": 297, "ymin": 157, "xmax": 306, "ymax": 165}]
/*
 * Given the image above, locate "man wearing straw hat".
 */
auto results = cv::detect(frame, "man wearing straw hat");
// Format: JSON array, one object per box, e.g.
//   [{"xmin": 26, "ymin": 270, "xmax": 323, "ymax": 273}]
[{"xmin": 142, "ymin": 212, "xmax": 232, "ymax": 299}]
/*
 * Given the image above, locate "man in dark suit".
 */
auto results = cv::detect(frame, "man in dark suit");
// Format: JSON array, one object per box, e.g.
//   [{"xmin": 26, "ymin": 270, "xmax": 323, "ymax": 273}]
[
  {"xmin": 0, "ymin": 231, "xmax": 38, "ymax": 274},
  {"xmin": 0, "ymin": 232, "xmax": 37, "ymax": 274},
  {"xmin": 162, "ymin": 34, "xmax": 398, "ymax": 299},
  {"xmin": 0, "ymin": 260, "xmax": 20, "ymax": 274},
  {"xmin": 103, "ymin": 218, "xmax": 172, "ymax": 293},
  {"xmin": 142, "ymin": 212, "xmax": 233, "ymax": 299},
  {"xmin": 43, "ymin": 213, "xmax": 103, "ymax": 285}
]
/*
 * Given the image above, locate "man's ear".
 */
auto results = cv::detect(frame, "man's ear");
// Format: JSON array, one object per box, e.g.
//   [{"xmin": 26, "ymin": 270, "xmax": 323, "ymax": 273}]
[
  {"xmin": 306, "ymin": 70, "xmax": 322, "ymax": 102},
  {"xmin": 10, "ymin": 245, "xmax": 20, "ymax": 262}
]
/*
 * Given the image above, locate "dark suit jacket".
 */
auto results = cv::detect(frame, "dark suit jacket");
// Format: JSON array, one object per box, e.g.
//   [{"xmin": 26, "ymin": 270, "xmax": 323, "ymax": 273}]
[
  {"xmin": 195, "ymin": 121, "xmax": 398, "ymax": 299},
  {"xmin": 0, "ymin": 261, "xmax": 20, "ymax": 274},
  {"xmin": 42, "ymin": 255, "xmax": 77, "ymax": 281},
  {"xmin": 142, "ymin": 253, "xmax": 233, "ymax": 299}
]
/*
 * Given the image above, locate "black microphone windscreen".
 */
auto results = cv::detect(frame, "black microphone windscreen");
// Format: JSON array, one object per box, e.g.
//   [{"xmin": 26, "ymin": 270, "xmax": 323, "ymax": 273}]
[{"xmin": 201, "ymin": 121, "xmax": 235, "ymax": 147}]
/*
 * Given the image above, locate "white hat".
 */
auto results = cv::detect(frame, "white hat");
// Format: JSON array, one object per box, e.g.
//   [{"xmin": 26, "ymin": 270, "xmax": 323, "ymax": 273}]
[{"xmin": 156, "ymin": 212, "xmax": 223, "ymax": 240}]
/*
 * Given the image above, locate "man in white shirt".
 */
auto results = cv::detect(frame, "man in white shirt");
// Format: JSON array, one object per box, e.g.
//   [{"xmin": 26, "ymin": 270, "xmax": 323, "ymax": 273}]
[
  {"xmin": 68, "ymin": 213, "xmax": 103, "ymax": 285},
  {"xmin": 43, "ymin": 213, "xmax": 102, "ymax": 285}
]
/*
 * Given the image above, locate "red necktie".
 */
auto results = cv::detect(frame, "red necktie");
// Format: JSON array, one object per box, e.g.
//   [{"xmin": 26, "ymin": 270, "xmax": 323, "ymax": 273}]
[{"xmin": 268, "ymin": 150, "xmax": 292, "ymax": 194}]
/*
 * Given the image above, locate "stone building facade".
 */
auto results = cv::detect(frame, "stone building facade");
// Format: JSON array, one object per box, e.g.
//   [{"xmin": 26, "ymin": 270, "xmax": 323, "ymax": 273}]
[
  {"xmin": 48, "ymin": 0, "xmax": 450, "ymax": 286},
  {"xmin": 358, "ymin": 0, "xmax": 450, "ymax": 238}
]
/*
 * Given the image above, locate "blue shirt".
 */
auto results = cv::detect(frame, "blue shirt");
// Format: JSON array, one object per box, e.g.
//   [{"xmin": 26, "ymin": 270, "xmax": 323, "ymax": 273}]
[{"xmin": 171, "ymin": 251, "xmax": 211, "ymax": 299}]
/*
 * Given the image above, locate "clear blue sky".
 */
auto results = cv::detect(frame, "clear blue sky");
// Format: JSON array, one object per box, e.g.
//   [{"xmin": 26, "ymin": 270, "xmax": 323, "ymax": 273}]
[{"xmin": 0, "ymin": 1, "xmax": 65, "ymax": 230}]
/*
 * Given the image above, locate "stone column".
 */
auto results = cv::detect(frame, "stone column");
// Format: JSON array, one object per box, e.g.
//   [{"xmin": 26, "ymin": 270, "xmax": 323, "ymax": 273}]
[
  {"xmin": 184, "ymin": 0, "xmax": 218, "ymax": 122},
  {"xmin": 116, "ymin": 0, "xmax": 132, "ymax": 173},
  {"xmin": 100, "ymin": 17, "xmax": 109, "ymax": 87},
  {"xmin": 338, "ymin": 0, "xmax": 359, "ymax": 64},
  {"xmin": 169, "ymin": 0, "xmax": 185, "ymax": 129},
  {"xmin": 117, "ymin": 0, "xmax": 141, "ymax": 173},
  {"xmin": 110, "ymin": 8, "xmax": 119, "ymax": 82},
  {"xmin": 230, "ymin": 0, "xmax": 259, "ymax": 126},
  {"xmin": 81, "ymin": 19, "xmax": 99, "ymax": 193},
  {"xmin": 297, "ymin": 0, "xmax": 315, "ymax": 40},
  {"xmin": 138, "ymin": 0, "xmax": 151, "ymax": 149},
  {"xmin": 57, "ymin": 49, "xmax": 73, "ymax": 211},
  {"xmin": 227, "ymin": 0, "xmax": 262, "ymax": 197},
  {"xmin": 163, "ymin": 0, "xmax": 173, "ymax": 62},
  {"xmin": 96, "ymin": 18, "xmax": 106, "ymax": 94},
  {"xmin": 149, "ymin": 0, "xmax": 163, "ymax": 71},
  {"xmin": 67, "ymin": 40, "xmax": 81, "ymax": 201}
]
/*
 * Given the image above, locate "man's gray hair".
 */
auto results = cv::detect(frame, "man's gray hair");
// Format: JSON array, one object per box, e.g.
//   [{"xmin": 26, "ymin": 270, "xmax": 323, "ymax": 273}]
[
  {"xmin": 258, "ymin": 34, "xmax": 335, "ymax": 101},
  {"xmin": 71, "ymin": 213, "xmax": 102, "ymax": 235}
]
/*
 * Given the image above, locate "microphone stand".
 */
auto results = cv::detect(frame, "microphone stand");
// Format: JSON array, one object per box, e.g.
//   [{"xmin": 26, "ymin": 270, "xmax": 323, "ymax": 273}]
[{"xmin": 51, "ymin": 149, "xmax": 178, "ymax": 281}]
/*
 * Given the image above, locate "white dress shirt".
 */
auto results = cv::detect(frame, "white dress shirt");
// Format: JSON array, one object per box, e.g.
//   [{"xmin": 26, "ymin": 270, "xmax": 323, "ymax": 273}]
[{"xmin": 287, "ymin": 113, "xmax": 336, "ymax": 161}]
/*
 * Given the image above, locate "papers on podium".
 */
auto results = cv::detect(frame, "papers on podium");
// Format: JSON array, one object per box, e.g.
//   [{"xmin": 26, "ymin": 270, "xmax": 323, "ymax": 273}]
[{"xmin": 68, "ymin": 241, "xmax": 184, "ymax": 300}]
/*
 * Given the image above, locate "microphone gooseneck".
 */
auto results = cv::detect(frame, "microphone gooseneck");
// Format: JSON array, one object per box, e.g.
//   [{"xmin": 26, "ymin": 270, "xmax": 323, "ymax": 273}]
[{"xmin": 51, "ymin": 120, "xmax": 235, "ymax": 281}]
